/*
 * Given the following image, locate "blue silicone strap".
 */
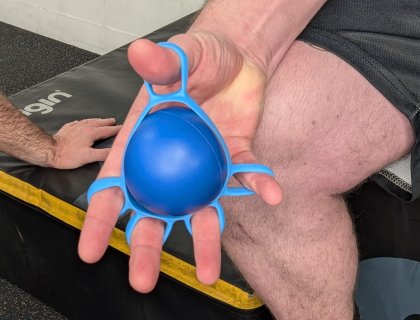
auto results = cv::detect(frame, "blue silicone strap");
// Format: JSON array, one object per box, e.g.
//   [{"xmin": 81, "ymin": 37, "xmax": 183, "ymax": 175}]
[
  {"xmin": 87, "ymin": 41, "xmax": 275, "ymax": 246},
  {"xmin": 87, "ymin": 177, "xmax": 122, "ymax": 202},
  {"xmin": 143, "ymin": 42, "xmax": 189, "ymax": 102},
  {"xmin": 224, "ymin": 164, "xmax": 274, "ymax": 196}
]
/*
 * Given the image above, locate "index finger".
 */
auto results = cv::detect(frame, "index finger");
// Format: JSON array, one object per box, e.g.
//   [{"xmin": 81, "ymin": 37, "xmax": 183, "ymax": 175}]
[
  {"xmin": 78, "ymin": 89, "xmax": 149, "ymax": 262},
  {"xmin": 78, "ymin": 187, "xmax": 124, "ymax": 263}
]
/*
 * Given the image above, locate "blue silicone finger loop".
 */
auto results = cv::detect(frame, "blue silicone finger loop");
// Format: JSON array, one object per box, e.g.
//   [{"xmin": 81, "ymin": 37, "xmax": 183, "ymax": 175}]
[
  {"xmin": 224, "ymin": 164, "xmax": 275, "ymax": 197},
  {"xmin": 87, "ymin": 177, "xmax": 122, "ymax": 203},
  {"xmin": 125, "ymin": 212, "xmax": 175, "ymax": 245},
  {"xmin": 143, "ymin": 42, "xmax": 189, "ymax": 101},
  {"xmin": 224, "ymin": 187, "xmax": 255, "ymax": 197},
  {"xmin": 230, "ymin": 163, "xmax": 274, "ymax": 176},
  {"xmin": 125, "ymin": 212, "xmax": 141, "ymax": 245},
  {"xmin": 184, "ymin": 216, "xmax": 193, "ymax": 236},
  {"xmin": 184, "ymin": 201, "xmax": 225, "ymax": 236},
  {"xmin": 162, "ymin": 223, "xmax": 174, "ymax": 243},
  {"xmin": 213, "ymin": 201, "xmax": 226, "ymax": 233}
]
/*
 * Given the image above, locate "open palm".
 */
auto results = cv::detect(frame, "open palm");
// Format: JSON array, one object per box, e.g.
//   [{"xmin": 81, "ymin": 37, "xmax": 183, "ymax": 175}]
[{"xmin": 78, "ymin": 32, "xmax": 282, "ymax": 293}]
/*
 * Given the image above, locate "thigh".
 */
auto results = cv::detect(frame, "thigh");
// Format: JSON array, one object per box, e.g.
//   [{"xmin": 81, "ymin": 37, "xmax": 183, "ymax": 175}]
[
  {"xmin": 255, "ymin": 40, "xmax": 414, "ymax": 197},
  {"xmin": 298, "ymin": 0, "xmax": 420, "ymax": 201}
]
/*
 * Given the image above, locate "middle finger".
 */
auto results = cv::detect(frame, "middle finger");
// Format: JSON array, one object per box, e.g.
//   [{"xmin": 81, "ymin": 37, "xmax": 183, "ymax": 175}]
[{"xmin": 128, "ymin": 217, "xmax": 165, "ymax": 293}]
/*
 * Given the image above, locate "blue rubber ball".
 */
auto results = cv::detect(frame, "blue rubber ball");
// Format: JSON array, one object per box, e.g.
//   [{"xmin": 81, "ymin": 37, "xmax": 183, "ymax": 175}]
[{"xmin": 124, "ymin": 107, "xmax": 228, "ymax": 216}]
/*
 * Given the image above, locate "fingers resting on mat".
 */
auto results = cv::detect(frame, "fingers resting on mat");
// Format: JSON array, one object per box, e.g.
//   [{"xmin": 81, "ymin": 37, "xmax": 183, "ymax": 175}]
[
  {"xmin": 78, "ymin": 34, "xmax": 282, "ymax": 292},
  {"xmin": 50, "ymin": 118, "xmax": 121, "ymax": 169}
]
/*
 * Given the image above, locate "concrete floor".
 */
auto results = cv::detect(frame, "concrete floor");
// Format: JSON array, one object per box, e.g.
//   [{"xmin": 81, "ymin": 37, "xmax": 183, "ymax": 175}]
[{"xmin": 0, "ymin": 21, "xmax": 98, "ymax": 319}]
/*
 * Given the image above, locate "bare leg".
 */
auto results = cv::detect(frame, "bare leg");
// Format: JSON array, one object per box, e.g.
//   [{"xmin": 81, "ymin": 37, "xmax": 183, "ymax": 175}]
[{"xmin": 222, "ymin": 41, "xmax": 414, "ymax": 319}]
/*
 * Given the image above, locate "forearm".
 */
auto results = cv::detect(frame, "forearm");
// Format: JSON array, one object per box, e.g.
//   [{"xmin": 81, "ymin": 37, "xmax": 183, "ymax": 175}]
[
  {"xmin": 190, "ymin": 0, "xmax": 327, "ymax": 76},
  {"xmin": 0, "ymin": 92, "xmax": 54, "ymax": 166}
]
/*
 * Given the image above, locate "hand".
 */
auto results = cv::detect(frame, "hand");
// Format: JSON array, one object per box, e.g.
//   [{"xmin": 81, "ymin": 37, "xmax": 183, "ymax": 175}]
[
  {"xmin": 49, "ymin": 118, "xmax": 121, "ymax": 169},
  {"xmin": 78, "ymin": 33, "xmax": 282, "ymax": 292}
]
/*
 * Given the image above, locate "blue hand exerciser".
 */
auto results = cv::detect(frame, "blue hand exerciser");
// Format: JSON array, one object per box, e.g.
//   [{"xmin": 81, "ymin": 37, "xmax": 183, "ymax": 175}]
[{"xmin": 87, "ymin": 42, "xmax": 274, "ymax": 244}]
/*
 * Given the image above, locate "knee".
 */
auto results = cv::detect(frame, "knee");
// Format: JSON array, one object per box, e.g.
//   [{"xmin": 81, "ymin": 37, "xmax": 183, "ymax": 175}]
[{"xmin": 223, "ymin": 191, "xmax": 353, "ymax": 250}]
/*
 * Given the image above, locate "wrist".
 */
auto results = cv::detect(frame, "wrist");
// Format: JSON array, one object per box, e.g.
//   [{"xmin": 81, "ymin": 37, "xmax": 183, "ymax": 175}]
[
  {"xmin": 19, "ymin": 134, "xmax": 56, "ymax": 168},
  {"xmin": 190, "ymin": 0, "xmax": 327, "ymax": 77},
  {"xmin": 45, "ymin": 135, "xmax": 60, "ymax": 168}
]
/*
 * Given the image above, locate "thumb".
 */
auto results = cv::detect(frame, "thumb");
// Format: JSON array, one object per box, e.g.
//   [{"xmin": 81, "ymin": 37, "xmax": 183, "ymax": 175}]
[
  {"xmin": 127, "ymin": 33, "xmax": 243, "ymax": 102},
  {"xmin": 127, "ymin": 36, "xmax": 200, "ymax": 86},
  {"xmin": 231, "ymin": 149, "xmax": 283, "ymax": 206}
]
